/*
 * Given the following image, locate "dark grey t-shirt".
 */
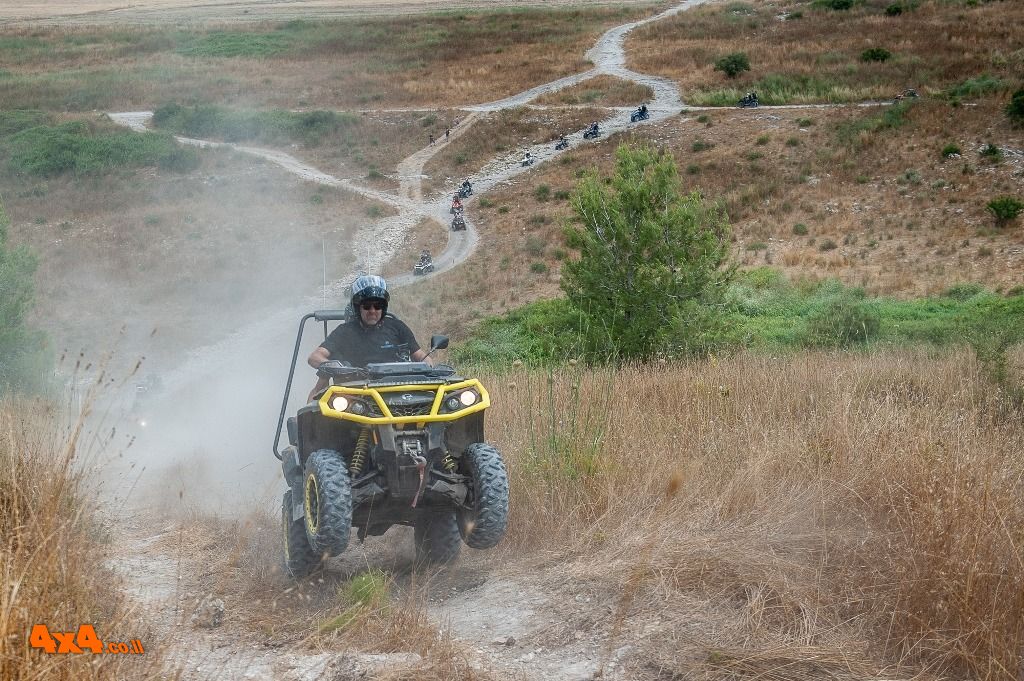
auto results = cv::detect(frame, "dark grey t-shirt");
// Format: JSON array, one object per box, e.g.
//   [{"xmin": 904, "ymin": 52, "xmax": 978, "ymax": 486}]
[{"xmin": 320, "ymin": 314, "xmax": 421, "ymax": 367}]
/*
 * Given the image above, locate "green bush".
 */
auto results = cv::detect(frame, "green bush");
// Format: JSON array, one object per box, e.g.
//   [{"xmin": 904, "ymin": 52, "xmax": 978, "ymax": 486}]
[
  {"xmin": 805, "ymin": 295, "xmax": 880, "ymax": 347},
  {"xmin": 713, "ymin": 52, "xmax": 750, "ymax": 79},
  {"xmin": 561, "ymin": 144, "xmax": 733, "ymax": 361},
  {"xmin": 819, "ymin": 238, "xmax": 838, "ymax": 251},
  {"xmin": 814, "ymin": 0, "xmax": 854, "ymax": 9},
  {"xmin": 946, "ymin": 74, "xmax": 1008, "ymax": 100},
  {"xmin": 885, "ymin": 3, "xmax": 903, "ymax": 15},
  {"xmin": 986, "ymin": 196, "xmax": 1023, "ymax": 226},
  {"xmin": 860, "ymin": 47, "xmax": 891, "ymax": 63},
  {"xmin": 692, "ymin": 139, "xmax": 713, "ymax": 152},
  {"xmin": 530, "ymin": 261, "xmax": 548, "ymax": 274},
  {"xmin": 152, "ymin": 103, "xmax": 357, "ymax": 147},
  {"xmin": 534, "ymin": 184, "xmax": 551, "ymax": 202},
  {"xmin": 980, "ymin": 143, "xmax": 1003, "ymax": 162},
  {"xmin": 0, "ymin": 200, "xmax": 48, "ymax": 392},
  {"xmin": 6, "ymin": 120, "xmax": 198, "ymax": 177},
  {"xmin": 941, "ymin": 143, "xmax": 962, "ymax": 158},
  {"xmin": 1007, "ymin": 89, "xmax": 1024, "ymax": 126},
  {"xmin": 792, "ymin": 223, "xmax": 808, "ymax": 235}
]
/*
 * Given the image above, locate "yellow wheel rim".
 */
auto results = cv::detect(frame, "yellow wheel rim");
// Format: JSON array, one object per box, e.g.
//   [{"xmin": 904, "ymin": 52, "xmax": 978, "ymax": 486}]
[{"xmin": 304, "ymin": 476, "xmax": 320, "ymax": 535}]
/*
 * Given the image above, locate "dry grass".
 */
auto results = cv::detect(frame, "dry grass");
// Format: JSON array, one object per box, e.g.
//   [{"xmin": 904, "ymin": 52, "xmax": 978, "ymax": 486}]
[
  {"xmin": 530, "ymin": 74, "xmax": 653, "ymax": 106},
  {"xmin": 627, "ymin": 0, "xmax": 1024, "ymax": 104},
  {"xmin": 0, "ymin": 393, "xmax": 162, "ymax": 680},
  {"xmin": 0, "ymin": 7, "xmax": 652, "ymax": 111},
  {"xmin": 479, "ymin": 349, "xmax": 1024, "ymax": 677}
]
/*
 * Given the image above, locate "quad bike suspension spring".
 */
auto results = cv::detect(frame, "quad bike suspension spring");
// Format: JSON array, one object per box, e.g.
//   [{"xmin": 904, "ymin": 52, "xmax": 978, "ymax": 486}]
[
  {"xmin": 349, "ymin": 427, "xmax": 371, "ymax": 477},
  {"xmin": 442, "ymin": 452, "xmax": 457, "ymax": 473}
]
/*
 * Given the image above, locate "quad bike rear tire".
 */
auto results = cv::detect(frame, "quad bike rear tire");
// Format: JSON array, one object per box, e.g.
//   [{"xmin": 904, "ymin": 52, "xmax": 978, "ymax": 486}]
[
  {"xmin": 303, "ymin": 449, "xmax": 353, "ymax": 556},
  {"xmin": 414, "ymin": 511, "xmax": 462, "ymax": 564},
  {"xmin": 282, "ymin": 490, "xmax": 321, "ymax": 578},
  {"xmin": 458, "ymin": 443, "xmax": 510, "ymax": 549}
]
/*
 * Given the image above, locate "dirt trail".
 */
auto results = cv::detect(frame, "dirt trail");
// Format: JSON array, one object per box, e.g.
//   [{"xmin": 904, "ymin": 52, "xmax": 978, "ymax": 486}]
[{"xmin": 107, "ymin": 2, "xmax": 707, "ymax": 679}]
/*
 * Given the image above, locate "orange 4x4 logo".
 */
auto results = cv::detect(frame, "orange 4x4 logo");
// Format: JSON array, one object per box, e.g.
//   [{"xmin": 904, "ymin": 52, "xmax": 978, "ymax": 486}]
[{"xmin": 30, "ymin": 624, "xmax": 144, "ymax": 655}]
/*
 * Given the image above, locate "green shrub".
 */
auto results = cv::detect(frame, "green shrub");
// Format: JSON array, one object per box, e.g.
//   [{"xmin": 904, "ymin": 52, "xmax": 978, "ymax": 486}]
[
  {"xmin": 980, "ymin": 143, "xmax": 1002, "ymax": 162},
  {"xmin": 792, "ymin": 223, "xmax": 808, "ymax": 235},
  {"xmin": 0, "ymin": 110, "xmax": 51, "ymax": 138},
  {"xmin": 746, "ymin": 241, "xmax": 768, "ymax": 251},
  {"xmin": 696, "ymin": 114, "xmax": 710, "ymax": 124},
  {"xmin": 819, "ymin": 238, "xmax": 838, "ymax": 251},
  {"xmin": 692, "ymin": 139, "xmax": 713, "ymax": 152},
  {"xmin": 6, "ymin": 121, "xmax": 198, "ymax": 176},
  {"xmin": 0, "ymin": 199, "xmax": 49, "ymax": 391},
  {"xmin": 534, "ymin": 184, "xmax": 551, "ymax": 202},
  {"xmin": 986, "ymin": 196, "xmax": 1023, "ymax": 226},
  {"xmin": 530, "ymin": 261, "xmax": 548, "ymax": 274},
  {"xmin": 796, "ymin": 118, "xmax": 813, "ymax": 127},
  {"xmin": 756, "ymin": 135, "xmax": 770, "ymax": 145},
  {"xmin": 713, "ymin": 52, "xmax": 750, "ymax": 79},
  {"xmin": 946, "ymin": 74, "xmax": 1008, "ymax": 100},
  {"xmin": 805, "ymin": 296, "xmax": 880, "ymax": 347},
  {"xmin": 1007, "ymin": 89, "xmax": 1024, "ymax": 126},
  {"xmin": 885, "ymin": 3, "xmax": 903, "ymax": 15},
  {"xmin": 814, "ymin": 0, "xmax": 854, "ymax": 9},
  {"xmin": 941, "ymin": 143, "xmax": 962, "ymax": 158},
  {"xmin": 152, "ymin": 104, "xmax": 357, "ymax": 147},
  {"xmin": 944, "ymin": 282, "xmax": 985, "ymax": 300},
  {"xmin": 860, "ymin": 47, "xmax": 891, "ymax": 63}
]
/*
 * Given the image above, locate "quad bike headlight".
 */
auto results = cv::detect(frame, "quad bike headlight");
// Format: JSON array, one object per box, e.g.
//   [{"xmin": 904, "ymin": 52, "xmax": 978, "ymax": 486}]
[
  {"xmin": 330, "ymin": 395, "xmax": 349, "ymax": 412},
  {"xmin": 348, "ymin": 400, "xmax": 367, "ymax": 415},
  {"xmin": 445, "ymin": 389, "xmax": 479, "ymax": 411}
]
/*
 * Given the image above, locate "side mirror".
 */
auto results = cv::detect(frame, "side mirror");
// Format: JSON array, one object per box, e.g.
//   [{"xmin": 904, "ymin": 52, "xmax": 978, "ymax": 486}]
[{"xmin": 430, "ymin": 335, "xmax": 449, "ymax": 351}]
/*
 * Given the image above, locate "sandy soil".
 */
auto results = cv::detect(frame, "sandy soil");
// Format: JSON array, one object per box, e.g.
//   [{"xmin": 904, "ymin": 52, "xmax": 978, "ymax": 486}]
[{"xmin": 2, "ymin": 0, "xmax": 660, "ymax": 25}]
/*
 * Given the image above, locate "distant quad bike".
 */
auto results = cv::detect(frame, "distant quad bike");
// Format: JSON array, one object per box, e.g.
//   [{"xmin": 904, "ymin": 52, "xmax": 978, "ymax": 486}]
[
  {"xmin": 583, "ymin": 123, "xmax": 600, "ymax": 139},
  {"xmin": 520, "ymin": 152, "xmax": 534, "ymax": 167},
  {"xmin": 451, "ymin": 214, "xmax": 466, "ymax": 231},
  {"xmin": 737, "ymin": 92, "xmax": 759, "ymax": 108},
  {"xmin": 413, "ymin": 251, "xmax": 434, "ymax": 276},
  {"xmin": 450, "ymin": 197, "xmax": 463, "ymax": 215},
  {"xmin": 274, "ymin": 317, "xmax": 510, "ymax": 578},
  {"xmin": 630, "ymin": 106, "xmax": 650, "ymax": 122},
  {"xmin": 458, "ymin": 181, "xmax": 473, "ymax": 199},
  {"xmin": 894, "ymin": 88, "xmax": 918, "ymax": 102},
  {"xmin": 554, "ymin": 136, "xmax": 569, "ymax": 151}
]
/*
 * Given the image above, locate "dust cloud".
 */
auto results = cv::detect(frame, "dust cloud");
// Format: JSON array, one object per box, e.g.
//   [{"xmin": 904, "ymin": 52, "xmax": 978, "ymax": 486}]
[{"xmin": 60, "ymin": 151, "xmax": 364, "ymax": 517}]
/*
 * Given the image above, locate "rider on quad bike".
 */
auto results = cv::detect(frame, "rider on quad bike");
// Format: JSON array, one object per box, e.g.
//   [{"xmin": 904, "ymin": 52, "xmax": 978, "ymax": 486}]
[
  {"xmin": 275, "ymin": 275, "xmax": 510, "ymax": 576},
  {"xmin": 451, "ymin": 195, "xmax": 463, "ymax": 214},
  {"xmin": 583, "ymin": 121, "xmax": 600, "ymax": 139},
  {"xmin": 459, "ymin": 180, "xmax": 473, "ymax": 198},
  {"xmin": 555, "ymin": 134, "xmax": 569, "ymax": 150},
  {"xmin": 414, "ymin": 250, "xmax": 434, "ymax": 276}
]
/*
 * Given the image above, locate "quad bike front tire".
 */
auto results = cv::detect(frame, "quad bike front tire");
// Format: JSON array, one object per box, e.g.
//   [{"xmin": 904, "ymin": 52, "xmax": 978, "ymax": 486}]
[
  {"xmin": 414, "ymin": 511, "xmax": 462, "ymax": 564},
  {"xmin": 282, "ymin": 490, "xmax": 321, "ymax": 578},
  {"xmin": 303, "ymin": 449, "xmax": 353, "ymax": 556},
  {"xmin": 458, "ymin": 443, "xmax": 510, "ymax": 549}
]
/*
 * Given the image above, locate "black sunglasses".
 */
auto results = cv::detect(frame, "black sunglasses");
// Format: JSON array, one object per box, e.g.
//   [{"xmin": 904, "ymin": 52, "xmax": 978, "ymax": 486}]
[{"xmin": 360, "ymin": 301, "xmax": 384, "ymax": 311}]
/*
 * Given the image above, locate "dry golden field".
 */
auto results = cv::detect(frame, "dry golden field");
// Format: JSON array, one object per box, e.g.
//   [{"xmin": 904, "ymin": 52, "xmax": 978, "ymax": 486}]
[{"xmin": 51, "ymin": 350, "xmax": 1023, "ymax": 679}]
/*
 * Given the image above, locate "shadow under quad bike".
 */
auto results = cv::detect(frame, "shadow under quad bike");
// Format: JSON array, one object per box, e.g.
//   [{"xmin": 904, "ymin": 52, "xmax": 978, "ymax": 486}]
[{"xmin": 273, "ymin": 311, "xmax": 510, "ymax": 578}]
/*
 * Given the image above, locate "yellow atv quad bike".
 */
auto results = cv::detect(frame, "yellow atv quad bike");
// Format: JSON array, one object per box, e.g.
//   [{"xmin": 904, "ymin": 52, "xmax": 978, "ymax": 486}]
[{"xmin": 273, "ymin": 310, "xmax": 510, "ymax": 578}]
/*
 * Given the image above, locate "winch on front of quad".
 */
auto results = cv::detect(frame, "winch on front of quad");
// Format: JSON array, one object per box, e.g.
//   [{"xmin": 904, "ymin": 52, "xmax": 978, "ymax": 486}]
[{"xmin": 273, "ymin": 311, "xmax": 510, "ymax": 578}]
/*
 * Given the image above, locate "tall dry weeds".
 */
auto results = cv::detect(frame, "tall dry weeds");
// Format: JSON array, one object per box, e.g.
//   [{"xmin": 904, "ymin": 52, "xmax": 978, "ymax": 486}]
[
  {"xmin": 482, "ymin": 349, "xmax": 1024, "ymax": 678},
  {"xmin": 0, "ymin": 395, "xmax": 161, "ymax": 680}
]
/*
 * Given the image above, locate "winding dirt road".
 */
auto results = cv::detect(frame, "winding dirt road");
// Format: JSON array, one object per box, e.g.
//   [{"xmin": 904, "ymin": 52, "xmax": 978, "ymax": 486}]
[{"xmin": 106, "ymin": 2, "xmax": 718, "ymax": 679}]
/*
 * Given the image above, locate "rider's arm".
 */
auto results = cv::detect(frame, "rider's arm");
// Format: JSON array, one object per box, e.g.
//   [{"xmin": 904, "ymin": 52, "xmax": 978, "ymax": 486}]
[
  {"xmin": 308, "ymin": 345, "xmax": 330, "ymax": 369},
  {"xmin": 411, "ymin": 348, "xmax": 431, "ymax": 366}
]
